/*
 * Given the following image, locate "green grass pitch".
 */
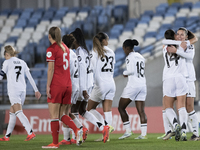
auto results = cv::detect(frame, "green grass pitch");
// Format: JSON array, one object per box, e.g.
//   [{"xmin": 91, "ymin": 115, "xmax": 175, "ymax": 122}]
[{"xmin": 0, "ymin": 133, "xmax": 199, "ymax": 150}]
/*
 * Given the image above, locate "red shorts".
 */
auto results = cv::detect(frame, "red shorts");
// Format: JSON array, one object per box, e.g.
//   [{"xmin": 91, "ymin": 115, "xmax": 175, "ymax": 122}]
[{"xmin": 47, "ymin": 85, "xmax": 72, "ymax": 104}]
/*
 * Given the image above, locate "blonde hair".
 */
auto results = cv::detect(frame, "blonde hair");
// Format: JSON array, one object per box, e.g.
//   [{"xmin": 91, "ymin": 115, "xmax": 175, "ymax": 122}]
[
  {"xmin": 4, "ymin": 45, "xmax": 18, "ymax": 56},
  {"xmin": 93, "ymin": 32, "xmax": 108, "ymax": 58},
  {"xmin": 49, "ymin": 26, "xmax": 66, "ymax": 52}
]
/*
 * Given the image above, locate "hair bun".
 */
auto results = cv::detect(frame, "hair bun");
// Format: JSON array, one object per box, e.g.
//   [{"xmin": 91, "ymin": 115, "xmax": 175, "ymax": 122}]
[{"xmin": 132, "ymin": 39, "xmax": 139, "ymax": 46}]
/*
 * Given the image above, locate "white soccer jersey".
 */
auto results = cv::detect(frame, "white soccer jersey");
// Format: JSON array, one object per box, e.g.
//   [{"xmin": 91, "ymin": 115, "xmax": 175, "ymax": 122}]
[
  {"xmin": 76, "ymin": 46, "xmax": 93, "ymax": 93},
  {"xmin": 123, "ymin": 52, "xmax": 146, "ymax": 87},
  {"xmin": 162, "ymin": 45, "xmax": 188, "ymax": 81},
  {"xmin": 70, "ymin": 49, "xmax": 79, "ymax": 90},
  {"xmin": 1, "ymin": 57, "xmax": 29, "ymax": 93},
  {"xmin": 162, "ymin": 40, "xmax": 196, "ymax": 81},
  {"xmin": 92, "ymin": 46, "xmax": 115, "ymax": 86}
]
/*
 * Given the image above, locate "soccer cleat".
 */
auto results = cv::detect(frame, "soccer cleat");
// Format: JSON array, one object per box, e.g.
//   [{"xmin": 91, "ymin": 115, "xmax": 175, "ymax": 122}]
[
  {"xmin": 102, "ymin": 125, "xmax": 110, "ymax": 143},
  {"xmin": 174, "ymin": 124, "xmax": 181, "ymax": 141},
  {"xmin": 58, "ymin": 139, "xmax": 71, "ymax": 145},
  {"xmin": 190, "ymin": 134, "xmax": 200, "ymax": 141},
  {"xmin": 118, "ymin": 131, "xmax": 132, "ymax": 139},
  {"xmin": 157, "ymin": 134, "xmax": 166, "ymax": 139},
  {"xmin": 0, "ymin": 136, "xmax": 10, "ymax": 141},
  {"xmin": 42, "ymin": 143, "xmax": 59, "ymax": 148},
  {"xmin": 108, "ymin": 125, "xmax": 115, "ymax": 133},
  {"xmin": 82, "ymin": 127, "xmax": 88, "ymax": 142},
  {"xmin": 162, "ymin": 131, "xmax": 175, "ymax": 140},
  {"xmin": 135, "ymin": 135, "xmax": 148, "ymax": 139},
  {"xmin": 71, "ymin": 138, "xmax": 76, "ymax": 144},
  {"xmin": 180, "ymin": 132, "xmax": 187, "ymax": 141},
  {"xmin": 24, "ymin": 132, "xmax": 36, "ymax": 141},
  {"xmin": 75, "ymin": 128, "xmax": 83, "ymax": 146}
]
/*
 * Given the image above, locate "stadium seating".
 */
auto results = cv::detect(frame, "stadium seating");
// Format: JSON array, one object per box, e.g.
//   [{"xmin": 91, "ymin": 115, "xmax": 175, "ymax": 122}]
[{"xmin": 0, "ymin": 2, "xmax": 200, "ymax": 101}]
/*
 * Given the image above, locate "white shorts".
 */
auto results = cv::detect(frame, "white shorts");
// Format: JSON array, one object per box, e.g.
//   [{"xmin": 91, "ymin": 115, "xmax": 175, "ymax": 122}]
[
  {"xmin": 71, "ymin": 88, "xmax": 79, "ymax": 104},
  {"xmin": 186, "ymin": 81, "xmax": 196, "ymax": 97},
  {"xmin": 77, "ymin": 87, "xmax": 93, "ymax": 102},
  {"xmin": 8, "ymin": 91, "xmax": 26, "ymax": 106},
  {"xmin": 90, "ymin": 84, "xmax": 116, "ymax": 103},
  {"xmin": 163, "ymin": 76, "xmax": 188, "ymax": 97},
  {"xmin": 121, "ymin": 86, "xmax": 147, "ymax": 101}
]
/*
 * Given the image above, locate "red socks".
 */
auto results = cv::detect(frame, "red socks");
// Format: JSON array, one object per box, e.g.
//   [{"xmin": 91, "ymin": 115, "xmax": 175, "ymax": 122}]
[
  {"xmin": 61, "ymin": 115, "xmax": 78, "ymax": 133},
  {"xmin": 51, "ymin": 119, "xmax": 59, "ymax": 144}
]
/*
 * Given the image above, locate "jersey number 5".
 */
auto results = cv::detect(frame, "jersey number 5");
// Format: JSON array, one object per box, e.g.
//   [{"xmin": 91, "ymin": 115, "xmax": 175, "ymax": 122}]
[
  {"xmin": 15, "ymin": 66, "xmax": 22, "ymax": 82},
  {"xmin": 63, "ymin": 53, "xmax": 69, "ymax": 70}
]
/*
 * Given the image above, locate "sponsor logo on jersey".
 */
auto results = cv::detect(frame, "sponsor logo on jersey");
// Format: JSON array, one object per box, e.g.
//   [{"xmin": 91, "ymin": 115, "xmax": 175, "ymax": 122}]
[{"xmin": 46, "ymin": 52, "xmax": 52, "ymax": 58}]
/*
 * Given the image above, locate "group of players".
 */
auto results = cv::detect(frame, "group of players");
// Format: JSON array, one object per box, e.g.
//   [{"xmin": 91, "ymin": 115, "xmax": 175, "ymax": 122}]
[
  {"xmin": 160, "ymin": 27, "xmax": 199, "ymax": 141},
  {"xmin": 0, "ymin": 25, "xmax": 198, "ymax": 148}
]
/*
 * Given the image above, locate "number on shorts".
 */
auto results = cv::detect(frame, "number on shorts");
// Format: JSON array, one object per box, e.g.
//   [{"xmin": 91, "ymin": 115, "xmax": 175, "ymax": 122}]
[
  {"xmin": 74, "ymin": 60, "xmax": 78, "ymax": 78},
  {"xmin": 101, "ymin": 55, "xmax": 114, "ymax": 72},
  {"xmin": 15, "ymin": 66, "xmax": 22, "ymax": 82},
  {"xmin": 63, "ymin": 53, "xmax": 69, "ymax": 70},
  {"xmin": 136, "ymin": 61, "xmax": 144, "ymax": 78}
]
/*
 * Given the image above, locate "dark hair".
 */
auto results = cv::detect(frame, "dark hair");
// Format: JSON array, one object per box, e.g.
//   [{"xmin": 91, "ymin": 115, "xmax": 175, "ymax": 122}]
[
  {"xmin": 49, "ymin": 26, "xmax": 65, "ymax": 52},
  {"xmin": 164, "ymin": 29, "xmax": 175, "ymax": 40},
  {"xmin": 123, "ymin": 39, "xmax": 139, "ymax": 50},
  {"xmin": 62, "ymin": 34, "xmax": 75, "ymax": 48},
  {"xmin": 178, "ymin": 27, "xmax": 194, "ymax": 40},
  {"xmin": 71, "ymin": 28, "xmax": 89, "ymax": 53},
  {"xmin": 93, "ymin": 32, "xmax": 108, "ymax": 57}
]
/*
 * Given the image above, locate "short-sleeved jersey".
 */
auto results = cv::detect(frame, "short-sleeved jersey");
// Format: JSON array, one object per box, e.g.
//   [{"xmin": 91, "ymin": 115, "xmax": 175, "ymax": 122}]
[
  {"xmin": 76, "ymin": 46, "xmax": 93, "ymax": 92},
  {"xmin": 70, "ymin": 49, "xmax": 79, "ymax": 89},
  {"xmin": 1, "ymin": 57, "xmax": 29, "ymax": 93},
  {"xmin": 91, "ymin": 46, "xmax": 115, "ymax": 86},
  {"xmin": 46, "ymin": 42, "xmax": 71, "ymax": 87},
  {"xmin": 123, "ymin": 52, "xmax": 146, "ymax": 87},
  {"xmin": 162, "ymin": 45, "xmax": 188, "ymax": 81}
]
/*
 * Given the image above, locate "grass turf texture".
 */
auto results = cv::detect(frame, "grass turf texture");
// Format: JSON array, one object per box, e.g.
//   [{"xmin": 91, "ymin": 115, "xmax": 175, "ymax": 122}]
[{"xmin": 0, "ymin": 133, "xmax": 199, "ymax": 150}]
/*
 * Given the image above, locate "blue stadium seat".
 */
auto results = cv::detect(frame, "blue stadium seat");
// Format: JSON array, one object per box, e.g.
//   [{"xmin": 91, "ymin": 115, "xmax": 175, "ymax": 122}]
[
  {"xmin": 83, "ymin": 22, "xmax": 95, "ymax": 38},
  {"xmin": 140, "ymin": 45, "xmax": 154, "ymax": 54},
  {"xmin": 182, "ymin": 2, "xmax": 193, "ymax": 9}
]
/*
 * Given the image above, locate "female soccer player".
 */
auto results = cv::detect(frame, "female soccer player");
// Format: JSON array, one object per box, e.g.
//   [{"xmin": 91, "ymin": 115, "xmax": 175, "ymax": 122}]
[
  {"xmin": 87, "ymin": 32, "xmax": 116, "ymax": 139},
  {"xmin": 162, "ymin": 27, "xmax": 199, "ymax": 141},
  {"xmin": 42, "ymin": 27, "xmax": 82, "ymax": 149},
  {"xmin": 59, "ymin": 34, "xmax": 88, "ymax": 145},
  {"xmin": 70, "ymin": 28, "xmax": 110, "ymax": 143},
  {"xmin": 118, "ymin": 39, "xmax": 147, "ymax": 140},
  {"xmin": 0, "ymin": 45, "xmax": 41, "ymax": 141}
]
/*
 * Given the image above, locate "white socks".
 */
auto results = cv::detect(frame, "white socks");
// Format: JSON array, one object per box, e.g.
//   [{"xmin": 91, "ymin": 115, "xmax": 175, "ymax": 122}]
[
  {"xmin": 89, "ymin": 109, "xmax": 105, "ymax": 125},
  {"xmin": 15, "ymin": 110, "xmax": 32, "ymax": 135},
  {"xmin": 188, "ymin": 110, "xmax": 199, "ymax": 136},
  {"xmin": 83, "ymin": 111, "xmax": 104, "ymax": 131},
  {"xmin": 165, "ymin": 108, "xmax": 178, "ymax": 129},
  {"xmin": 141, "ymin": 123, "xmax": 147, "ymax": 136},
  {"xmin": 62, "ymin": 126, "xmax": 71, "ymax": 141},
  {"xmin": 123, "ymin": 121, "xmax": 131, "ymax": 133},
  {"xmin": 104, "ymin": 111, "xmax": 112, "ymax": 126},
  {"xmin": 162, "ymin": 110, "xmax": 172, "ymax": 134},
  {"xmin": 178, "ymin": 107, "xmax": 188, "ymax": 133},
  {"xmin": 5, "ymin": 112, "xmax": 16, "ymax": 138}
]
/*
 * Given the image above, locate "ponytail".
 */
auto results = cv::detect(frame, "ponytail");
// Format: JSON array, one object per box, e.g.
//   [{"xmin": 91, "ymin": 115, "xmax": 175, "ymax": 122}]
[
  {"xmin": 93, "ymin": 32, "xmax": 108, "ymax": 58},
  {"xmin": 49, "ymin": 27, "xmax": 66, "ymax": 52},
  {"xmin": 123, "ymin": 39, "xmax": 139, "ymax": 50}
]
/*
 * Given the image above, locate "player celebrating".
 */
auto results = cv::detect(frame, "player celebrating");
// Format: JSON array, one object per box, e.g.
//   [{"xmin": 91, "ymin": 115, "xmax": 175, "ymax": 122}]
[
  {"xmin": 59, "ymin": 34, "xmax": 88, "ymax": 145},
  {"xmin": 70, "ymin": 28, "xmax": 110, "ymax": 143},
  {"xmin": 0, "ymin": 45, "xmax": 41, "ymax": 141},
  {"xmin": 118, "ymin": 39, "xmax": 147, "ymax": 140},
  {"xmin": 42, "ymin": 27, "xmax": 82, "ymax": 149},
  {"xmin": 162, "ymin": 28, "xmax": 199, "ymax": 141},
  {"xmin": 87, "ymin": 32, "xmax": 116, "ymax": 140}
]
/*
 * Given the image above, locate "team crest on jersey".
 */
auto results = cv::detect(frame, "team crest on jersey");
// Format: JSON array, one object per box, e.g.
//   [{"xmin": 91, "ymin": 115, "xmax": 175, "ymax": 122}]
[
  {"xmin": 78, "ymin": 56, "xmax": 82, "ymax": 62},
  {"xmin": 46, "ymin": 52, "xmax": 52, "ymax": 58}
]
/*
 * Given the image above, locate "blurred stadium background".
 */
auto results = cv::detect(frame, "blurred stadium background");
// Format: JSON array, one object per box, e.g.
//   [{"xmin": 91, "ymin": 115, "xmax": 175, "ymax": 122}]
[{"xmin": 0, "ymin": 0, "xmax": 200, "ymax": 134}]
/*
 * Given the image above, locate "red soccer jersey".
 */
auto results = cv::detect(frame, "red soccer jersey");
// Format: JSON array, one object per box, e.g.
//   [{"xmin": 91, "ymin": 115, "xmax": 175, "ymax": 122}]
[{"xmin": 46, "ymin": 42, "xmax": 71, "ymax": 88}]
